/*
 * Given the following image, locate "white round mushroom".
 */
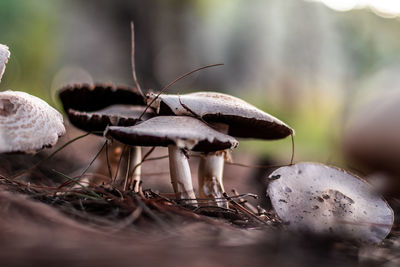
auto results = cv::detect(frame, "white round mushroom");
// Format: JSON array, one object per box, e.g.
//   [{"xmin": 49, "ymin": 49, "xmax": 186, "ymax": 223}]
[
  {"xmin": 0, "ymin": 44, "xmax": 10, "ymax": 82},
  {"xmin": 0, "ymin": 91, "xmax": 65, "ymax": 153},
  {"xmin": 267, "ymin": 162, "xmax": 394, "ymax": 244}
]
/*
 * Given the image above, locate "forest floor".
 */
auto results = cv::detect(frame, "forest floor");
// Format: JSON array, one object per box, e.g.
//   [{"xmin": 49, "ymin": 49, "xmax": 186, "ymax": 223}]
[{"xmin": 0, "ymin": 133, "xmax": 399, "ymax": 267}]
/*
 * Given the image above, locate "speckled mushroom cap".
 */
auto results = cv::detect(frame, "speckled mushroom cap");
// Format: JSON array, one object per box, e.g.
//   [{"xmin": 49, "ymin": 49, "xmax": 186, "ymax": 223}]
[
  {"xmin": 0, "ymin": 44, "xmax": 10, "ymax": 82},
  {"xmin": 105, "ymin": 116, "xmax": 238, "ymax": 152},
  {"xmin": 59, "ymin": 83, "xmax": 145, "ymax": 113},
  {"xmin": 267, "ymin": 162, "xmax": 394, "ymax": 244},
  {"xmin": 67, "ymin": 105, "xmax": 154, "ymax": 133},
  {"xmin": 0, "ymin": 91, "xmax": 65, "ymax": 153},
  {"xmin": 148, "ymin": 92, "xmax": 293, "ymax": 139}
]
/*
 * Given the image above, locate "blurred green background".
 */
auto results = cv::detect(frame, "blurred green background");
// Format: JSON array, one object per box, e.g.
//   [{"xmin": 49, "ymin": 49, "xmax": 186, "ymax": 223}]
[{"xmin": 1, "ymin": 0, "xmax": 399, "ymax": 165}]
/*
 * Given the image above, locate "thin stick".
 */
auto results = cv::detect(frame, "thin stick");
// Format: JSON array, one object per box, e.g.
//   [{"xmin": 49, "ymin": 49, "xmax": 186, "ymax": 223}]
[
  {"xmin": 177, "ymin": 193, "xmax": 258, "ymax": 202},
  {"xmin": 290, "ymin": 133, "xmax": 295, "ymax": 165},
  {"xmin": 232, "ymin": 189, "xmax": 259, "ymax": 214},
  {"xmin": 42, "ymin": 132, "xmax": 92, "ymax": 166},
  {"xmin": 130, "ymin": 21, "xmax": 144, "ymax": 98},
  {"xmin": 225, "ymin": 161, "xmax": 277, "ymax": 169},
  {"xmin": 123, "ymin": 148, "xmax": 132, "ymax": 191},
  {"xmin": 138, "ymin": 63, "xmax": 224, "ymax": 121},
  {"xmin": 57, "ymin": 140, "xmax": 106, "ymax": 189},
  {"xmin": 223, "ymin": 192, "xmax": 268, "ymax": 225},
  {"xmin": 188, "ymin": 153, "xmax": 284, "ymax": 170},
  {"xmin": 144, "ymin": 155, "xmax": 169, "ymax": 161},
  {"xmin": 52, "ymin": 169, "xmax": 101, "ymax": 199},
  {"xmin": 131, "ymin": 147, "xmax": 156, "ymax": 173},
  {"xmin": 10, "ymin": 132, "xmax": 92, "ymax": 180},
  {"xmin": 80, "ymin": 172, "xmax": 112, "ymax": 181},
  {"xmin": 105, "ymin": 140, "xmax": 113, "ymax": 180},
  {"xmin": 80, "ymin": 141, "xmax": 107, "ymax": 177},
  {"xmin": 141, "ymin": 172, "xmax": 169, "ymax": 177}
]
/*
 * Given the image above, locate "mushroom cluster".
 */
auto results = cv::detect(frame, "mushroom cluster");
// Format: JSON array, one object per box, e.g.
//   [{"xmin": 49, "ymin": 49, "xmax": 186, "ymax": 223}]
[
  {"xmin": 148, "ymin": 91, "xmax": 293, "ymax": 207},
  {"xmin": 60, "ymin": 82, "xmax": 293, "ymax": 206},
  {"xmin": 0, "ymin": 44, "xmax": 65, "ymax": 154},
  {"xmin": 57, "ymin": 25, "xmax": 294, "ymax": 205}
]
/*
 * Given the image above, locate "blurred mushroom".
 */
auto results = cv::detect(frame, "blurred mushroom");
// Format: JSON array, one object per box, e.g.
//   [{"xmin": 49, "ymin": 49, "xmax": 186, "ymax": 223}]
[
  {"xmin": 105, "ymin": 116, "xmax": 238, "ymax": 205},
  {"xmin": 344, "ymin": 90, "xmax": 400, "ymax": 194},
  {"xmin": 0, "ymin": 44, "xmax": 10, "ymax": 82},
  {"xmin": 0, "ymin": 91, "xmax": 65, "ymax": 153},
  {"xmin": 59, "ymin": 83, "xmax": 150, "ymax": 190},
  {"xmin": 148, "ymin": 91, "xmax": 293, "ymax": 207},
  {"xmin": 267, "ymin": 162, "xmax": 393, "ymax": 244}
]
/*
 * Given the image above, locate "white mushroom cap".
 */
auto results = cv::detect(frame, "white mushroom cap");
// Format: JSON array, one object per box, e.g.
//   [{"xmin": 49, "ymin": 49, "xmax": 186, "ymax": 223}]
[
  {"xmin": 0, "ymin": 44, "xmax": 10, "ymax": 82},
  {"xmin": 106, "ymin": 116, "xmax": 238, "ymax": 152},
  {"xmin": 148, "ymin": 92, "xmax": 293, "ymax": 139},
  {"xmin": 267, "ymin": 162, "xmax": 394, "ymax": 244},
  {"xmin": 0, "ymin": 91, "xmax": 66, "ymax": 153}
]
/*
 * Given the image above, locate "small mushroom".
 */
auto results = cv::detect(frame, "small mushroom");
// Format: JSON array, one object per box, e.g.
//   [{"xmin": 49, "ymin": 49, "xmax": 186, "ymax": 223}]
[
  {"xmin": 148, "ymin": 91, "xmax": 293, "ymax": 207},
  {"xmin": 59, "ymin": 84, "xmax": 150, "ymax": 191},
  {"xmin": 67, "ymin": 105, "xmax": 154, "ymax": 133},
  {"xmin": 267, "ymin": 162, "xmax": 394, "ymax": 244},
  {"xmin": 0, "ymin": 91, "xmax": 65, "ymax": 153},
  {"xmin": 67, "ymin": 104, "xmax": 154, "ymax": 190},
  {"xmin": 344, "ymin": 90, "xmax": 400, "ymax": 193},
  {"xmin": 59, "ymin": 83, "xmax": 146, "ymax": 113},
  {"xmin": 105, "ymin": 116, "xmax": 238, "ymax": 205},
  {"xmin": 0, "ymin": 44, "xmax": 10, "ymax": 82}
]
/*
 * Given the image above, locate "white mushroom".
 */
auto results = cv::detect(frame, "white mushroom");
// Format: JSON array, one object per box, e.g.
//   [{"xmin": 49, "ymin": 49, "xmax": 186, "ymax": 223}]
[
  {"xmin": 105, "ymin": 116, "xmax": 238, "ymax": 206},
  {"xmin": 148, "ymin": 91, "xmax": 293, "ymax": 207},
  {"xmin": 0, "ymin": 44, "xmax": 10, "ymax": 82},
  {"xmin": 0, "ymin": 91, "xmax": 65, "ymax": 153},
  {"xmin": 59, "ymin": 84, "xmax": 149, "ymax": 191},
  {"xmin": 267, "ymin": 162, "xmax": 394, "ymax": 244}
]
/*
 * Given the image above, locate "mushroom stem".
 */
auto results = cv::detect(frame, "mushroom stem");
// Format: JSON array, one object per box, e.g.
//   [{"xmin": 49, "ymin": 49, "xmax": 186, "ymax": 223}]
[
  {"xmin": 198, "ymin": 151, "xmax": 226, "ymax": 207},
  {"xmin": 168, "ymin": 144, "xmax": 197, "ymax": 206},
  {"xmin": 129, "ymin": 146, "xmax": 142, "ymax": 192},
  {"xmin": 114, "ymin": 145, "xmax": 142, "ymax": 191},
  {"xmin": 198, "ymin": 122, "xmax": 229, "ymax": 208}
]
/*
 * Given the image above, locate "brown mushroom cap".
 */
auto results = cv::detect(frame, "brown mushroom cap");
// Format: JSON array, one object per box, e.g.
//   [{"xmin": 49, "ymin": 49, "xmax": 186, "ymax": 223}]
[
  {"xmin": 344, "ymin": 91, "xmax": 400, "ymax": 176},
  {"xmin": 105, "ymin": 116, "xmax": 238, "ymax": 152},
  {"xmin": 0, "ymin": 91, "xmax": 65, "ymax": 153},
  {"xmin": 149, "ymin": 92, "xmax": 293, "ymax": 139},
  {"xmin": 67, "ymin": 105, "xmax": 154, "ymax": 133},
  {"xmin": 0, "ymin": 44, "xmax": 10, "ymax": 83},
  {"xmin": 59, "ymin": 83, "xmax": 145, "ymax": 113}
]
